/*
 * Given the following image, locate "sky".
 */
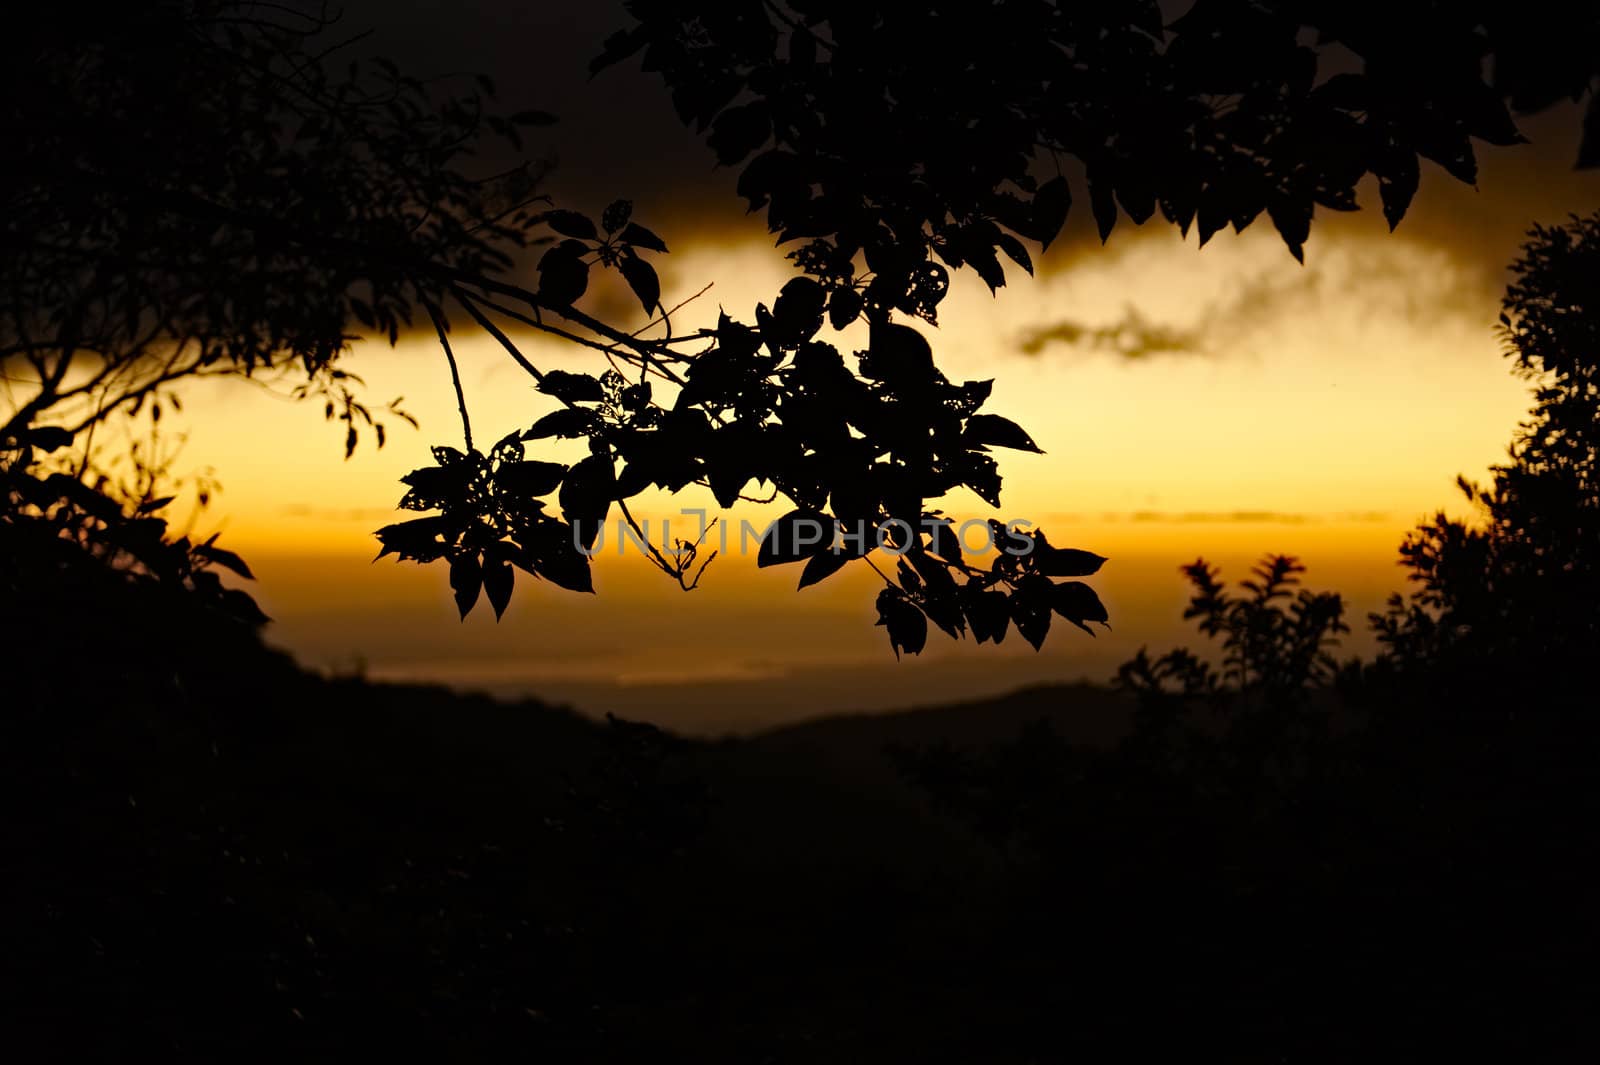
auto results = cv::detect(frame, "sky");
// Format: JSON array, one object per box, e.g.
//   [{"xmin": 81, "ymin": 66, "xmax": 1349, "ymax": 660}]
[{"xmin": 48, "ymin": 3, "xmax": 1600, "ymax": 733}]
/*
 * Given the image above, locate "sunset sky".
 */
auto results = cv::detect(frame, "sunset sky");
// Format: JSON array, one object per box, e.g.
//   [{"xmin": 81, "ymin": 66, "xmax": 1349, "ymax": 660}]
[{"xmin": 73, "ymin": 4, "xmax": 1600, "ymax": 732}]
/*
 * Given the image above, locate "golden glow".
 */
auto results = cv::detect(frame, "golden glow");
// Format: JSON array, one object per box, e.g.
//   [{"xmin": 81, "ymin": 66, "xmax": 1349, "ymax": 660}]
[{"xmin": 164, "ymin": 224, "xmax": 1536, "ymax": 729}]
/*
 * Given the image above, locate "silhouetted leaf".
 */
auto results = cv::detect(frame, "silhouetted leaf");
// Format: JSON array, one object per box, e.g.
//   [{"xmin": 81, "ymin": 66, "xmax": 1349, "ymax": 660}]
[
  {"xmin": 1032, "ymin": 176, "xmax": 1072, "ymax": 250},
  {"xmin": 375, "ymin": 516, "xmax": 451, "ymax": 562},
  {"xmin": 193, "ymin": 543, "xmax": 255, "ymax": 580},
  {"xmin": 997, "ymin": 233, "xmax": 1034, "ymax": 276},
  {"xmin": 772, "ymin": 276, "xmax": 826, "ymax": 344},
  {"xmin": 602, "ymin": 199, "xmax": 633, "ymax": 233},
  {"xmin": 450, "ymin": 553, "xmax": 482, "ymax": 619},
  {"xmin": 524, "ymin": 524, "xmax": 596, "ymax": 592},
  {"xmin": 523, "ymin": 408, "xmax": 598, "ymax": 440},
  {"xmin": 798, "ymin": 547, "xmax": 850, "ymax": 589},
  {"xmin": 927, "ymin": 520, "xmax": 962, "ymax": 563},
  {"xmin": 758, "ymin": 508, "xmax": 832, "ymax": 567},
  {"xmin": 875, "ymin": 588, "xmax": 928, "ymax": 658},
  {"xmin": 964, "ymin": 414, "xmax": 1042, "ymax": 453},
  {"xmin": 962, "ymin": 586, "xmax": 1010, "ymax": 644},
  {"xmin": 1267, "ymin": 198, "xmax": 1310, "ymax": 263},
  {"xmin": 543, "ymin": 209, "xmax": 597, "ymax": 240},
  {"xmin": 617, "ymin": 250, "xmax": 661, "ymax": 314},
  {"xmin": 483, "ymin": 551, "xmax": 514, "ymax": 619},
  {"xmin": 537, "ymin": 242, "xmax": 589, "ymax": 306},
  {"xmin": 220, "ymin": 588, "xmax": 271, "ymax": 626},
  {"xmin": 25, "ymin": 425, "xmax": 74, "ymax": 452},
  {"xmin": 1377, "ymin": 150, "xmax": 1420, "ymax": 232},
  {"xmin": 495, "ymin": 460, "xmax": 567, "ymax": 497},
  {"xmin": 560, "ymin": 454, "xmax": 615, "ymax": 550},
  {"xmin": 1010, "ymin": 579, "xmax": 1053, "ymax": 650},
  {"xmin": 539, "ymin": 370, "xmax": 605, "ymax": 403},
  {"xmin": 1051, "ymin": 580, "xmax": 1109, "ymax": 633},
  {"xmin": 1038, "ymin": 547, "xmax": 1107, "ymax": 577},
  {"xmin": 828, "ymin": 286, "xmax": 863, "ymax": 330},
  {"xmin": 863, "ymin": 321, "xmax": 936, "ymax": 385},
  {"xmin": 619, "ymin": 221, "xmax": 668, "ymax": 252},
  {"xmin": 1089, "ymin": 176, "xmax": 1117, "ymax": 243}
]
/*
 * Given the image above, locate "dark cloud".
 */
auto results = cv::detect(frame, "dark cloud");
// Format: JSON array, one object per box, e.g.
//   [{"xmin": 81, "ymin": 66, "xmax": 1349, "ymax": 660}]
[
  {"xmin": 1016, "ymin": 228, "xmax": 1512, "ymax": 360},
  {"xmin": 336, "ymin": 1, "xmax": 750, "ymax": 238},
  {"xmin": 1018, "ymin": 307, "xmax": 1201, "ymax": 358}
]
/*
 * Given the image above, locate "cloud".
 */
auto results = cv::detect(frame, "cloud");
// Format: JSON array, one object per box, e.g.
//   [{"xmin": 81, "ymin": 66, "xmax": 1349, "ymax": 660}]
[
  {"xmin": 1015, "ymin": 235, "xmax": 1498, "ymax": 361},
  {"xmin": 1018, "ymin": 307, "xmax": 1200, "ymax": 358}
]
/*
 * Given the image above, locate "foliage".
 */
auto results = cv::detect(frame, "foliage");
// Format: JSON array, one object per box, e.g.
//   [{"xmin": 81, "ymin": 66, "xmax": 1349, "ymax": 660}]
[
  {"xmin": 1373, "ymin": 213, "xmax": 1600, "ymax": 695},
  {"xmin": 3, "ymin": 1, "xmax": 551, "ymax": 616},
  {"xmin": 1118, "ymin": 554, "xmax": 1348, "ymax": 703},
  {"xmin": 596, "ymin": 0, "xmax": 1599, "ymax": 285}
]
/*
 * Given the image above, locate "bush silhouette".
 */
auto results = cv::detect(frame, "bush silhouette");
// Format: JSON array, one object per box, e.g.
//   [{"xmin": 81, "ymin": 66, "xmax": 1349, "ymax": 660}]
[{"xmin": 1373, "ymin": 212, "xmax": 1600, "ymax": 706}]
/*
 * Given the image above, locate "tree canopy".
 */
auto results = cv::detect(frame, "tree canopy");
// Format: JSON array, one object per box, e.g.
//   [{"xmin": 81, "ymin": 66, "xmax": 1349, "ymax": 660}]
[{"xmin": 1373, "ymin": 212, "xmax": 1600, "ymax": 698}]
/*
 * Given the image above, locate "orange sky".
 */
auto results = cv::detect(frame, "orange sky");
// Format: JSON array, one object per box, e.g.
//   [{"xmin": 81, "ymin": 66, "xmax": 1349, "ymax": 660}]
[{"xmin": 138, "ymin": 209, "xmax": 1562, "ymax": 733}]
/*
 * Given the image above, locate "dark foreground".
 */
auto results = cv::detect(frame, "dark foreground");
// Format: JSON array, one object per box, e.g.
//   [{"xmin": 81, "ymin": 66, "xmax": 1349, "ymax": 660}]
[{"xmin": 5, "ymin": 587, "xmax": 1596, "ymax": 1063}]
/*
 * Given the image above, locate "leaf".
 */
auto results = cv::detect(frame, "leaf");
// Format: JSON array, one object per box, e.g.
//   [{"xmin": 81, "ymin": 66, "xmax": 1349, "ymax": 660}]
[
  {"xmin": 965, "ymin": 245, "xmax": 1007, "ymax": 293},
  {"xmin": 193, "ymin": 543, "xmax": 255, "ymax": 580},
  {"xmin": 483, "ymin": 552, "xmax": 514, "ymax": 619},
  {"xmin": 798, "ymin": 547, "xmax": 850, "ymax": 589},
  {"xmin": 522, "ymin": 524, "xmax": 596, "ymax": 592},
  {"xmin": 539, "ymin": 370, "xmax": 605, "ymax": 403},
  {"xmin": 25, "ymin": 425, "xmax": 74, "ymax": 452},
  {"xmin": 964, "ymin": 414, "xmax": 1043, "ymax": 453},
  {"xmin": 1089, "ymin": 175, "xmax": 1118, "ymax": 243},
  {"xmin": 522, "ymin": 408, "xmax": 597, "ymax": 440},
  {"xmin": 1010, "ymin": 581, "xmax": 1053, "ymax": 650},
  {"xmin": 374, "ymin": 516, "xmax": 451, "ymax": 563},
  {"xmin": 602, "ymin": 199, "xmax": 633, "ymax": 233},
  {"xmin": 757, "ymin": 508, "xmax": 833, "ymax": 567},
  {"xmin": 996, "ymin": 233, "xmax": 1034, "ymax": 275},
  {"xmin": 772, "ymin": 276, "xmax": 826, "ymax": 345},
  {"xmin": 1266, "ymin": 197, "xmax": 1311, "ymax": 263},
  {"xmin": 1032, "ymin": 176, "xmax": 1072, "ymax": 250},
  {"xmin": 962, "ymin": 587, "xmax": 1010, "ymax": 644},
  {"xmin": 1037, "ymin": 547, "xmax": 1107, "ymax": 578},
  {"xmin": 862, "ymin": 321, "xmax": 936, "ymax": 385},
  {"xmin": 543, "ymin": 209, "xmax": 597, "ymax": 240},
  {"xmin": 875, "ymin": 589, "xmax": 928, "ymax": 658},
  {"xmin": 619, "ymin": 221, "xmax": 668, "ymax": 252},
  {"xmin": 927, "ymin": 520, "xmax": 962, "ymax": 564},
  {"xmin": 495, "ymin": 460, "xmax": 567, "ymax": 497},
  {"xmin": 617, "ymin": 251, "xmax": 661, "ymax": 314},
  {"xmin": 219, "ymin": 588, "xmax": 271, "ymax": 626},
  {"xmin": 537, "ymin": 243, "xmax": 589, "ymax": 306},
  {"xmin": 559, "ymin": 453, "xmax": 615, "ymax": 550},
  {"xmin": 828, "ymin": 287, "xmax": 863, "ymax": 330},
  {"xmin": 450, "ymin": 553, "xmax": 482, "ymax": 619},
  {"xmin": 137, "ymin": 496, "xmax": 175, "ymax": 513},
  {"xmin": 1051, "ymin": 580, "xmax": 1109, "ymax": 634},
  {"xmin": 1377, "ymin": 150, "xmax": 1420, "ymax": 232}
]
